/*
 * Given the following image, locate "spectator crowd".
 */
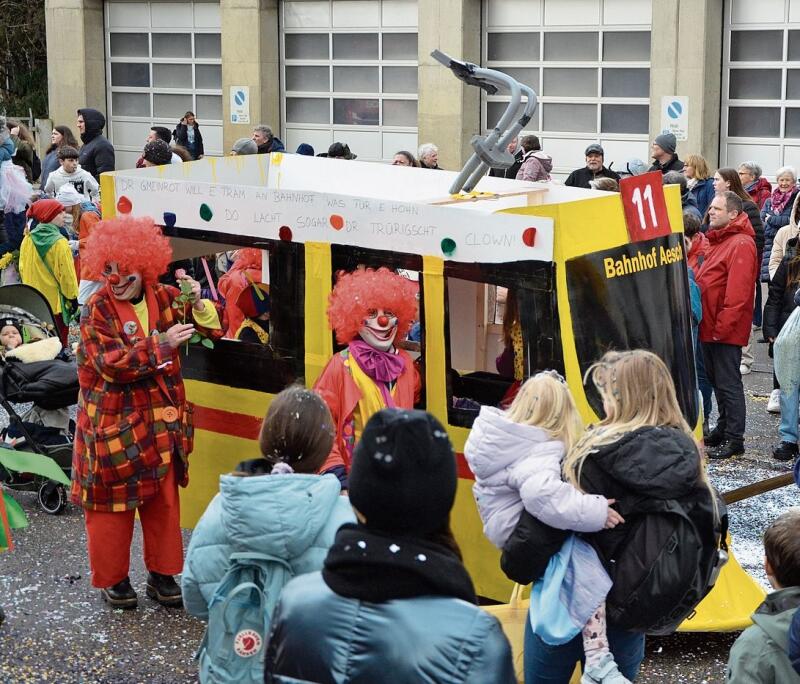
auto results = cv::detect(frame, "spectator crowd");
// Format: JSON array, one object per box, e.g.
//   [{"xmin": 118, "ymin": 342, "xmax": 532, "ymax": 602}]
[{"xmin": 1, "ymin": 105, "xmax": 799, "ymax": 684}]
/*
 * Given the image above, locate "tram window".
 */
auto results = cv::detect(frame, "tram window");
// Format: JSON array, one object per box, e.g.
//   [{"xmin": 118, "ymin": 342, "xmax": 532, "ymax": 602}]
[
  {"xmin": 179, "ymin": 241, "xmax": 306, "ymax": 394},
  {"xmin": 565, "ymin": 233, "xmax": 698, "ymax": 425},
  {"xmin": 444, "ymin": 261, "xmax": 562, "ymax": 429},
  {"xmin": 330, "ymin": 244, "xmax": 425, "ymax": 408}
]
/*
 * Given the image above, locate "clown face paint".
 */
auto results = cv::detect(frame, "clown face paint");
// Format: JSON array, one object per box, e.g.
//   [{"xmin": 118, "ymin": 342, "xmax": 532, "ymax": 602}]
[
  {"xmin": 0, "ymin": 325, "xmax": 22, "ymax": 350},
  {"xmin": 359, "ymin": 308, "xmax": 398, "ymax": 351},
  {"xmin": 103, "ymin": 262, "xmax": 143, "ymax": 301}
]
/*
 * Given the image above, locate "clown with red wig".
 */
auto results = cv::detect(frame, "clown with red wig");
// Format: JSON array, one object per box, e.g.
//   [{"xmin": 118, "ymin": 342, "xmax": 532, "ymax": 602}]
[
  {"xmin": 72, "ymin": 216, "xmax": 223, "ymax": 610},
  {"xmin": 313, "ymin": 268, "xmax": 421, "ymax": 484}
]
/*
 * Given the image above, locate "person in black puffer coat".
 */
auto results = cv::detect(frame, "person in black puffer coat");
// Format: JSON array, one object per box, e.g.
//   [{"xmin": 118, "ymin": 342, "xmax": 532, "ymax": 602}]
[
  {"xmin": 172, "ymin": 112, "xmax": 204, "ymax": 160},
  {"xmin": 77, "ymin": 108, "xmax": 115, "ymax": 181},
  {"xmin": 502, "ymin": 350, "xmax": 719, "ymax": 684},
  {"xmin": 760, "ymin": 170, "xmax": 799, "ymax": 284},
  {"xmin": 264, "ymin": 409, "xmax": 515, "ymax": 684}
]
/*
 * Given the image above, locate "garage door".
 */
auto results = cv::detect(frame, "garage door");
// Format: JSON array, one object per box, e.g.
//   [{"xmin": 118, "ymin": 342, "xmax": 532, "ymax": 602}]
[
  {"xmin": 482, "ymin": 0, "xmax": 652, "ymax": 180},
  {"xmin": 105, "ymin": 0, "xmax": 223, "ymax": 170},
  {"xmin": 281, "ymin": 0, "xmax": 419, "ymax": 161},
  {"xmin": 721, "ymin": 0, "xmax": 800, "ymax": 177}
]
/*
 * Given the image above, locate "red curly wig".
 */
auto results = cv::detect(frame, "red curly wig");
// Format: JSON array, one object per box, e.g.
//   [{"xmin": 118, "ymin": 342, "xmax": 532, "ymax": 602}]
[
  {"xmin": 327, "ymin": 267, "xmax": 418, "ymax": 344},
  {"xmin": 233, "ymin": 248, "xmax": 263, "ymax": 270},
  {"xmin": 83, "ymin": 216, "xmax": 172, "ymax": 283}
]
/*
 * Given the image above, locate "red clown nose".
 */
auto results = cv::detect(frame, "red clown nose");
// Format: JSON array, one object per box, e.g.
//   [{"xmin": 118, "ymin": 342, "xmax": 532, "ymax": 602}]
[
  {"xmin": 377, "ymin": 315, "xmax": 389, "ymax": 327},
  {"xmin": 107, "ymin": 273, "xmax": 121, "ymax": 285}
]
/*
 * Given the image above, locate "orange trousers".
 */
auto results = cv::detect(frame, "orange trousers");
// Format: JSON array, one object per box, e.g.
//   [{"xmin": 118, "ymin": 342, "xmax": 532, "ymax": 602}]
[{"xmin": 84, "ymin": 463, "xmax": 183, "ymax": 588}]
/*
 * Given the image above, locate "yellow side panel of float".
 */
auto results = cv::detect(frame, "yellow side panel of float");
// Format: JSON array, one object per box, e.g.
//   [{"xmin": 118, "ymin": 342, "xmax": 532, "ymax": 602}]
[
  {"xmin": 101, "ymin": 174, "xmax": 117, "ymax": 219},
  {"xmin": 180, "ymin": 379, "xmax": 270, "ymax": 528},
  {"xmin": 305, "ymin": 242, "xmax": 333, "ymax": 387}
]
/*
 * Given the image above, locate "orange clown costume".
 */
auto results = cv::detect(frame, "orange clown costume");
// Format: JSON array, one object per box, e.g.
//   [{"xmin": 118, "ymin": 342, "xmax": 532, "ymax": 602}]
[
  {"xmin": 313, "ymin": 268, "xmax": 421, "ymax": 485},
  {"xmin": 71, "ymin": 216, "xmax": 223, "ymax": 608}
]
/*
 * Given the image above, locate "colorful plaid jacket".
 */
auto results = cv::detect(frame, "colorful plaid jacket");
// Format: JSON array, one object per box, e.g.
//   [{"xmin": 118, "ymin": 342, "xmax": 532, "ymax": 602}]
[{"xmin": 71, "ymin": 284, "xmax": 222, "ymax": 512}]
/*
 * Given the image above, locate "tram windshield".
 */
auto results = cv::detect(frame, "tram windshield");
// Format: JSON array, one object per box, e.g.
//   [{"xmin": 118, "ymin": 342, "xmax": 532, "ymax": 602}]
[{"xmin": 565, "ymin": 232, "xmax": 698, "ymax": 424}]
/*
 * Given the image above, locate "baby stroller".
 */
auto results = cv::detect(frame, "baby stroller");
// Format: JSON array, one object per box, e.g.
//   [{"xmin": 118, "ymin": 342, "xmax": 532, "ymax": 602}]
[{"xmin": 0, "ymin": 284, "xmax": 77, "ymax": 514}]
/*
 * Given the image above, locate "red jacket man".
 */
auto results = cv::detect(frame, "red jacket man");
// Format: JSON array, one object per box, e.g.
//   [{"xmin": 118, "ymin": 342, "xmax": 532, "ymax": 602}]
[
  {"xmin": 696, "ymin": 191, "xmax": 758, "ymax": 460},
  {"xmin": 696, "ymin": 200, "xmax": 757, "ymax": 347}
]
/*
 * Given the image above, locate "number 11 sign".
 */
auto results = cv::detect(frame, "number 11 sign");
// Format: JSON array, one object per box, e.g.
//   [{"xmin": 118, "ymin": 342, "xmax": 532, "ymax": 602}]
[{"xmin": 619, "ymin": 170, "xmax": 672, "ymax": 243}]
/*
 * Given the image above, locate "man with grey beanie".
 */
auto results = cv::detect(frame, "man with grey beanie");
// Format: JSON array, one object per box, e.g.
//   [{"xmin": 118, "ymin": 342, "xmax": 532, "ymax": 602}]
[
  {"xmin": 230, "ymin": 138, "xmax": 257, "ymax": 155},
  {"xmin": 565, "ymin": 143, "xmax": 620, "ymax": 188},
  {"xmin": 649, "ymin": 132, "xmax": 684, "ymax": 174}
]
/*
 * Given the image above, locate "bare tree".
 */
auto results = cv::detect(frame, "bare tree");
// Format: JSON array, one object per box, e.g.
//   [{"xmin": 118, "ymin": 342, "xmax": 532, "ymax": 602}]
[{"xmin": 0, "ymin": 0, "xmax": 48, "ymax": 116}]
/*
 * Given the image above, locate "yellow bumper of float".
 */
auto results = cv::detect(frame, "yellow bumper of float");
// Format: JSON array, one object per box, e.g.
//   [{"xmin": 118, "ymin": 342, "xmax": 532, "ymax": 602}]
[{"xmin": 678, "ymin": 535, "xmax": 764, "ymax": 632}]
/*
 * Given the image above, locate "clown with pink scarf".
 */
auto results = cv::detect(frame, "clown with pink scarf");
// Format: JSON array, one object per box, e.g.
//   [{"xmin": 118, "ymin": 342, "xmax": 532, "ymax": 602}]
[{"xmin": 313, "ymin": 268, "xmax": 421, "ymax": 486}]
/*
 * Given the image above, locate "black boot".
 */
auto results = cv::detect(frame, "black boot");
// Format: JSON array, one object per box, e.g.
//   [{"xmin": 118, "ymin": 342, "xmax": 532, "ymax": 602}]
[
  {"xmin": 772, "ymin": 441, "xmax": 799, "ymax": 462},
  {"xmin": 146, "ymin": 572, "xmax": 183, "ymax": 607},
  {"xmin": 707, "ymin": 439, "xmax": 745, "ymax": 460},
  {"xmin": 705, "ymin": 427, "xmax": 725, "ymax": 448},
  {"xmin": 101, "ymin": 576, "xmax": 138, "ymax": 609}
]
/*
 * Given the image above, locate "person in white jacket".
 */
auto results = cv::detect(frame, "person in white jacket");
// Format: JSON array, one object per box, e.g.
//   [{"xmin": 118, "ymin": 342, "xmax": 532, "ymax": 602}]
[{"xmin": 464, "ymin": 372, "xmax": 628, "ymax": 684}]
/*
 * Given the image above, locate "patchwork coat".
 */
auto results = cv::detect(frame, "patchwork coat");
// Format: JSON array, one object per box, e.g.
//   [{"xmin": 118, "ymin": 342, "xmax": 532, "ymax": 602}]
[{"xmin": 71, "ymin": 283, "xmax": 221, "ymax": 512}]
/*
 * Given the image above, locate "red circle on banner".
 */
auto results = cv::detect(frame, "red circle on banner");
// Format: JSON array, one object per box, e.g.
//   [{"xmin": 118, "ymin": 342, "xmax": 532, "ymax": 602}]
[
  {"xmin": 279, "ymin": 226, "xmax": 293, "ymax": 241},
  {"xmin": 330, "ymin": 214, "xmax": 345, "ymax": 230},
  {"xmin": 522, "ymin": 227, "xmax": 537, "ymax": 247},
  {"xmin": 117, "ymin": 196, "xmax": 132, "ymax": 214}
]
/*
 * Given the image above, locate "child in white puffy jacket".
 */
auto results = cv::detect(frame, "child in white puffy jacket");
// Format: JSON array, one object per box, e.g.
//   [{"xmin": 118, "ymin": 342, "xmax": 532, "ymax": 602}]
[{"xmin": 465, "ymin": 372, "xmax": 629, "ymax": 684}]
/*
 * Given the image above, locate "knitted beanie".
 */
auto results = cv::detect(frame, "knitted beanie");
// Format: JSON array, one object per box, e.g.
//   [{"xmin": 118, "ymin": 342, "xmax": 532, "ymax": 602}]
[
  {"xmin": 296, "ymin": 143, "xmax": 315, "ymax": 156},
  {"xmin": 143, "ymin": 139, "xmax": 173, "ymax": 166},
  {"xmin": 349, "ymin": 409, "xmax": 456, "ymax": 535},
  {"xmin": 28, "ymin": 199, "xmax": 65, "ymax": 224},
  {"xmin": 654, "ymin": 132, "xmax": 677, "ymax": 155},
  {"xmin": 232, "ymin": 138, "xmax": 258, "ymax": 155}
]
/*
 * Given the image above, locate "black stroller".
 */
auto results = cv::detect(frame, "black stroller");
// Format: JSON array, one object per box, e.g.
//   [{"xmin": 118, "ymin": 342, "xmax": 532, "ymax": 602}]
[{"xmin": 0, "ymin": 285, "xmax": 77, "ymax": 514}]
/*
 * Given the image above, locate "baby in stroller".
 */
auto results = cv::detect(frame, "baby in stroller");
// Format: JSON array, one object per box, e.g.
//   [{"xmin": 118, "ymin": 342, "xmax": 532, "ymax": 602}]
[{"xmin": 0, "ymin": 289, "xmax": 77, "ymax": 514}]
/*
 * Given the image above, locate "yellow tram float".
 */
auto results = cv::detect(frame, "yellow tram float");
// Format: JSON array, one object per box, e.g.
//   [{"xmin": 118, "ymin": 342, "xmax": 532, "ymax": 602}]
[{"xmin": 97, "ymin": 54, "xmax": 765, "ymax": 634}]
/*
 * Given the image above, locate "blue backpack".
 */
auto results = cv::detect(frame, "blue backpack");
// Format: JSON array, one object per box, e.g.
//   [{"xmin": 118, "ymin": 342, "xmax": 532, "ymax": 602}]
[{"xmin": 198, "ymin": 552, "xmax": 294, "ymax": 684}]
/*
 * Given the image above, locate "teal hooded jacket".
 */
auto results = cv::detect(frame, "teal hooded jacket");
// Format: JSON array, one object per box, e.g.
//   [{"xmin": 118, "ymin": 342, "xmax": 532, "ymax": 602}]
[{"xmin": 182, "ymin": 471, "xmax": 355, "ymax": 620}]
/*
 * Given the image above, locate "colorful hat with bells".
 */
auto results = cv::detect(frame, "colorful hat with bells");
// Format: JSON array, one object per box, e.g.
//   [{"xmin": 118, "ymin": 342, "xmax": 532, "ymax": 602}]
[{"xmin": 236, "ymin": 283, "xmax": 270, "ymax": 319}]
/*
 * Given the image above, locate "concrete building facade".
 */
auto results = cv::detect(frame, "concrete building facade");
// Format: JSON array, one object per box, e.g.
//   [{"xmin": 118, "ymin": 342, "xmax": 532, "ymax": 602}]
[{"xmin": 44, "ymin": 0, "xmax": 788, "ymax": 177}]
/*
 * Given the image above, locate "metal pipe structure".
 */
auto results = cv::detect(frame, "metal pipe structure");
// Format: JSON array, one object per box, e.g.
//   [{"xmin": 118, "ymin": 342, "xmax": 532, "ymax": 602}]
[{"xmin": 431, "ymin": 50, "xmax": 539, "ymax": 195}]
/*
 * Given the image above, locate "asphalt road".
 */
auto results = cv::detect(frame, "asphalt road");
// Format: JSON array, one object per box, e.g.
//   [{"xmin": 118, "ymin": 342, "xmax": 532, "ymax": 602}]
[{"xmin": 0, "ymin": 336, "xmax": 797, "ymax": 683}]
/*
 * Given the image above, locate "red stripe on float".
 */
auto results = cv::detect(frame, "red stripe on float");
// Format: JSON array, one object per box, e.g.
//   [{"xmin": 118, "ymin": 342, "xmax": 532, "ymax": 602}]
[
  {"xmin": 456, "ymin": 453, "xmax": 475, "ymax": 481},
  {"xmin": 194, "ymin": 406, "xmax": 477, "ymax": 481},
  {"xmin": 193, "ymin": 405, "xmax": 262, "ymax": 440}
]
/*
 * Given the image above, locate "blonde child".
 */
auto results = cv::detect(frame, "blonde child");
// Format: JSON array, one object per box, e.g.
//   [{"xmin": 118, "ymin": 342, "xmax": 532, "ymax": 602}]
[{"xmin": 465, "ymin": 371, "xmax": 628, "ymax": 684}]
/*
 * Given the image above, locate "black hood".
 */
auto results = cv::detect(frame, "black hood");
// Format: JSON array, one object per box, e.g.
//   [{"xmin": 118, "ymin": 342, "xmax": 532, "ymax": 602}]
[
  {"xmin": 587, "ymin": 425, "xmax": 701, "ymax": 499},
  {"xmin": 78, "ymin": 108, "xmax": 106, "ymax": 142}
]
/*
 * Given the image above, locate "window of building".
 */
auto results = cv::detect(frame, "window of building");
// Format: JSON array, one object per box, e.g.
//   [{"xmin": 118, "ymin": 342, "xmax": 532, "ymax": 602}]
[
  {"xmin": 330, "ymin": 244, "xmax": 425, "ymax": 408},
  {"xmin": 105, "ymin": 1, "xmax": 223, "ymax": 169},
  {"xmin": 444, "ymin": 260, "xmax": 561, "ymax": 429},
  {"xmin": 281, "ymin": 0, "xmax": 419, "ymax": 161},
  {"xmin": 482, "ymin": 0, "xmax": 652, "ymax": 180},
  {"xmin": 721, "ymin": 0, "xmax": 800, "ymax": 175},
  {"xmin": 177, "ymin": 240, "xmax": 306, "ymax": 394}
]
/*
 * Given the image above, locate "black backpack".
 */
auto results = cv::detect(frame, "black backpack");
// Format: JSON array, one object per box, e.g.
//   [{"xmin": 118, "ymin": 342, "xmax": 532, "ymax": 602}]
[
  {"xmin": 604, "ymin": 487, "xmax": 728, "ymax": 635},
  {"xmin": 31, "ymin": 150, "xmax": 42, "ymax": 182}
]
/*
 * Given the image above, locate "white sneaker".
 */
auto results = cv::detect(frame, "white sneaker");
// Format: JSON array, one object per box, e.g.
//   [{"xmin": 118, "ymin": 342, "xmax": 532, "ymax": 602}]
[
  {"xmin": 767, "ymin": 389, "xmax": 781, "ymax": 414},
  {"xmin": 740, "ymin": 364, "xmax": 752, "ymax": 375}
]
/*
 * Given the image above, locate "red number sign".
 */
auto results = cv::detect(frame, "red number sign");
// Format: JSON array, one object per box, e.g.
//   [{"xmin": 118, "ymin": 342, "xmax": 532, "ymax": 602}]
[{"xmin": 619, "ymin": 170, "xmax": 672, "ymax": 243}]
